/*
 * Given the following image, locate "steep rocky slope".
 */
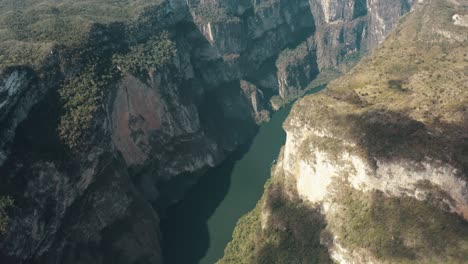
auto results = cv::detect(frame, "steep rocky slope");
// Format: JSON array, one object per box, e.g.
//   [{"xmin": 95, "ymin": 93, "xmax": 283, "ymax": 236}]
[
  {"xmin": 221, "ymin": 0, "xmax": 468, "ymax": 263},
  {"xmin": 0, "ymin": 0, "xmax": 416, "ymax": 263}
]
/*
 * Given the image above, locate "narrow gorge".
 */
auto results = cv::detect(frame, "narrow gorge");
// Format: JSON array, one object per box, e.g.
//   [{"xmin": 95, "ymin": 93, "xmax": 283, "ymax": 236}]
[{"xmin": 0, "ymin": 0, "xmax": 466, "ymax": 263}]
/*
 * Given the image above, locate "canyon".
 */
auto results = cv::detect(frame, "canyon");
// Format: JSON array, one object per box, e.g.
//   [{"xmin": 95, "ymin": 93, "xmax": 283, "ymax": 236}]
[{"xmin": 0, "ymin": 0, "xmax": 466, "ymax": 263}]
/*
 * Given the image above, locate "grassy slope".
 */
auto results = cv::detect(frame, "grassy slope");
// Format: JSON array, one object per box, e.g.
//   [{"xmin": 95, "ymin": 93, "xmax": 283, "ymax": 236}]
[
  {"xmin": 0, "ymin": 0, "xmax": 164, "ymax": 68},
  {"xmin": 328, "ymin": 182, "xmax": 468, "ymax": 263}
]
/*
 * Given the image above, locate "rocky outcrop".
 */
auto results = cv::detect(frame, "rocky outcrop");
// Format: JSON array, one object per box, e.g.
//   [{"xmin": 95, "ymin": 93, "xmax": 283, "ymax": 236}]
[
  {"xmin": 306, "ymin": 0, "xmax": 416, "ymax": 71},
  {"xmin": 240, "ymin": 80, "xmax": 271, "ymax": 123},
  {"xmin": 276, "ymin": 37, "xmax": 318, "ymax": 98},
  {"xmin": 0, "ymin": 62, "xmax": 61, "ymax": 167},
  {"xmin": 0, "ymin": 69, "xmax": 34, "ymax": 165},
  {"xmin": 452, "ymin": 13, "xmax": 468, "ymax": 27}
]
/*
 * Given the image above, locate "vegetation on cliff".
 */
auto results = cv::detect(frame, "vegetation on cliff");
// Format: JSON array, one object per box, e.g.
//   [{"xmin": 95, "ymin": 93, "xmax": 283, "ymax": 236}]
[
  {"xmin": 219, "ymin": 158, "xmax": 331, "ymax": 264},
  {"xmin": 0, "ymin": 0, "xmax": 166, "ymax": 68},
  {"xmin": 190, "ymin": 3, "xmax": 240, "ymax": 23},
  {"xmin": 0, "ymin": 196, "xmax": 13, "ymax": 234},
  {"xmin": 220, "ymin": 197, "xmax": 331, "ymax": 264},
  {"xmin": 58, "ymin": 65, "xmax": 117, "ymax": 149},
  {"xmin": 59, "ymin": 29, "xmax": 176, "ymax": 149},
  {"xmin": 112, "ymin": 31, "xmax": 176, "ymax": 75},
  {"xmin": 276, "ymin": 40, "xmax": 312, "ymax": 70},
  {"xmin": 0, "ymin": 1, "xmax": 179, "ymax": 149},
  {"xmin": 328, "ymin": 182, "xmax": 468, "ymax": 262},
  {"xmin": 270, "ymin": 69, "xmax": 340, "ymax": 110}
]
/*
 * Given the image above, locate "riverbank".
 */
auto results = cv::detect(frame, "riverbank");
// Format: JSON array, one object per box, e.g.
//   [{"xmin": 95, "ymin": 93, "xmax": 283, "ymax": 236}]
[{"xmin": 161, "ymin": 103, "xmax": 294, "ymax": 264}]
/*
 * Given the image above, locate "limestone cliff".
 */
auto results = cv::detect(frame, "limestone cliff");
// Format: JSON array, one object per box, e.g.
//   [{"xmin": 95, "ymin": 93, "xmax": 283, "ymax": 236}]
[
  {"xmin": 0, "ymin": 0, "xmax": 417, "ymax": 263},
  {"xmin": 221, "ymin": 0, "xmax": 468, "ymax": 263}
]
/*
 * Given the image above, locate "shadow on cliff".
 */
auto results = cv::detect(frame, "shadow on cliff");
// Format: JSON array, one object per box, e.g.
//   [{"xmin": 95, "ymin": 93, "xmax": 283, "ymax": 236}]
[
  {"xmin": 156, "ymin": 19, "xmax": 258, "ymax": 264},
  {"xmin": 328, "ymin": 90, "xmax": 468, "ymax": 172},
  {"xmin": 160, "ymin": 140, "xmax": 252, "ymax": 264},
  {"xmin": 353, "ymin": 108, "xmax": 468, "ymax": 172}
]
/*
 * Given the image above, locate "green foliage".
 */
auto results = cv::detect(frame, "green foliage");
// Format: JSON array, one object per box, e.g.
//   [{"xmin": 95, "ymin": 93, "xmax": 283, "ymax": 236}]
[
  {"xmin": 276, "ymin": 41, "xmax": 311, "ymax": 70},
  {"xmin": 58, "ymin": 65, "xmax": 116, "ymax": 149},
  {"xmin": 112, "ymin": 32, "xmax": 176, "ymax": 75},
  {"xmin": 329, "ymin": 185, "xmax": 468, "ymax": 262},
  {"xmin": 353, "ymin": 0, "xmax": 367, "ymax": 19},
  {"xmin": 0, "ymin": 41, "xmax": 54, "ymax": 68},
  {"xmin": 0, "ymin": 0, "xmax": 165, "ymax": 41},
  {"xmin": 219, "ymin": 168, "xmax": 331, "ymax": 264},
  {"xmin": 255, "ymin": 201, "xmax": 332, "ymax": 264},
  {"xmin": 191, "ymin": 3, "xmax": 239, "ymax": 23},
  {"xmin": 254, "ymin": 0, "xmax": 281, "ymax": 11},
  {"xmin": 1, "ymin": 9, "xmax": 93, "ymax": 45},
  {"xmin": 387, "ymin": 79, "xmax": 409, "ymax": 92},
  {"xmin": 0, "ymin": 196, "xmax": 14, "ymax": 234},
  {"xmin": 0, "ymin": 0, "xmax": 165, "ymax": 68},
  {"xmin": 219, "ymin": 204, "xmax": 263, "ymax": 264},
  {"xmin": 341, "ymin": 51, "xmax": 362, "ymax": 66}
]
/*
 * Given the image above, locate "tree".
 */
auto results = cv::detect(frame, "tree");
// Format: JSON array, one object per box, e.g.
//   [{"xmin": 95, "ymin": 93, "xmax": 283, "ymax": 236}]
[{"xmin": 0, "ymin": 196, "xmax": 14, "ymax": 234}]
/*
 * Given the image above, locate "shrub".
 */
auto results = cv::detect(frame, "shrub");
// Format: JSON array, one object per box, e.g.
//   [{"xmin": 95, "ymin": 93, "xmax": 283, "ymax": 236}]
[
  {"xmin": 219, "ymin": 168, "xmax": 331, "ymax": 264},
  {"xmin": 191, "ymin": 3, "xmax": 239, "ymax": 23},
  {"xmin": 329, "ymin": 185, "xmax": 468, "ymax": 262},
  {"xmin": 112, "ymin": 31, "xmax": 176, "ymax": 75},
  {"xmin": 353, "ymin": 0, "xmax": 367, "ymax": 19},
  {"xmin": 276, "ymin": 42, "xmax": 310, "ymax": 69},
  {"xmin": 58, "ymin": 65, "xmax": 116, "ymax": 149},
  {"xmin": 0, "ymin": 196, "xmax": 14, "ymax": 234},
  {"xmin": 342, "ymin": 52, "xmax": 362, "ymax": 65},
  {"xmin": 0, "ymin": 0, "xmax": 166, "ymax": 68}
]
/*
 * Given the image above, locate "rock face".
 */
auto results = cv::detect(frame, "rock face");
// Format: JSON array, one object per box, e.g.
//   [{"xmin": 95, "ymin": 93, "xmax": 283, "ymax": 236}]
[
  {"xmin": 0, "ymin": 0, "xmax": 418, "ymax": 263},
  {"xmin": 0, "ymin": 63, "xmax": 60, "ymax": 166},
  {"xmin": 310, "ymin": 0, "xmax": 416, "ymax": 70},
  {"xmin": 240, "ymin": 80, "xmax": 271, "ymax": 124},
  {"xmin": 221, "ymin": 0, "xmax": 468, "ymax": 263},
  {"xmin": 276, "ymin": 37, "xmax": 319, "ymax": 98}
]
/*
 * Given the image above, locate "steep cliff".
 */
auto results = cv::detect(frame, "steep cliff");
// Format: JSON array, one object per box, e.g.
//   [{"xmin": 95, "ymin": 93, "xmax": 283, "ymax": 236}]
[
  {"xmin": 0, "ymin": 0, "xmax": 417, "ymax": 263},
  {"xmin": 221, "ymin": 0, "xmax": 468, "ymax": 263}
]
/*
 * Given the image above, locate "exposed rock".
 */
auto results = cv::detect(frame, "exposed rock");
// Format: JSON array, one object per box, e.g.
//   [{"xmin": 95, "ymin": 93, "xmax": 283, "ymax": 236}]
[
  {"xmin": 276, "ymin": 37, "xmax": 318, "ymax": 98},
  {"xmin": 112, "ymin": 74, "xmax": 163, "ymax": 166},
  {"xmin": 452, "ymin": 13, "xmax": 468, "ymax": 27},
  {"xmin": 0, "ymin": 67, "xmax": 54, "ymax": 166},
  {"xmin": 240, "ymin": 80, "xmax": 271, "ymax": 124}
]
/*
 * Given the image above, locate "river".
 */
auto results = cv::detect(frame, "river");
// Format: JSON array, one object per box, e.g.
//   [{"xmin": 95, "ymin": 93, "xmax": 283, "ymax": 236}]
[{"xmin": 161, "ymin": 103, "xmax": 293, "ymax": 264}]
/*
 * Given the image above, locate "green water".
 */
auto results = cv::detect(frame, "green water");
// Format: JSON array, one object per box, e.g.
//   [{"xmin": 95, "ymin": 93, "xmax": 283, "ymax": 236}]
[{"xmin": 161, "ymin": 103, "xmax": 293, "ymax": 264}]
